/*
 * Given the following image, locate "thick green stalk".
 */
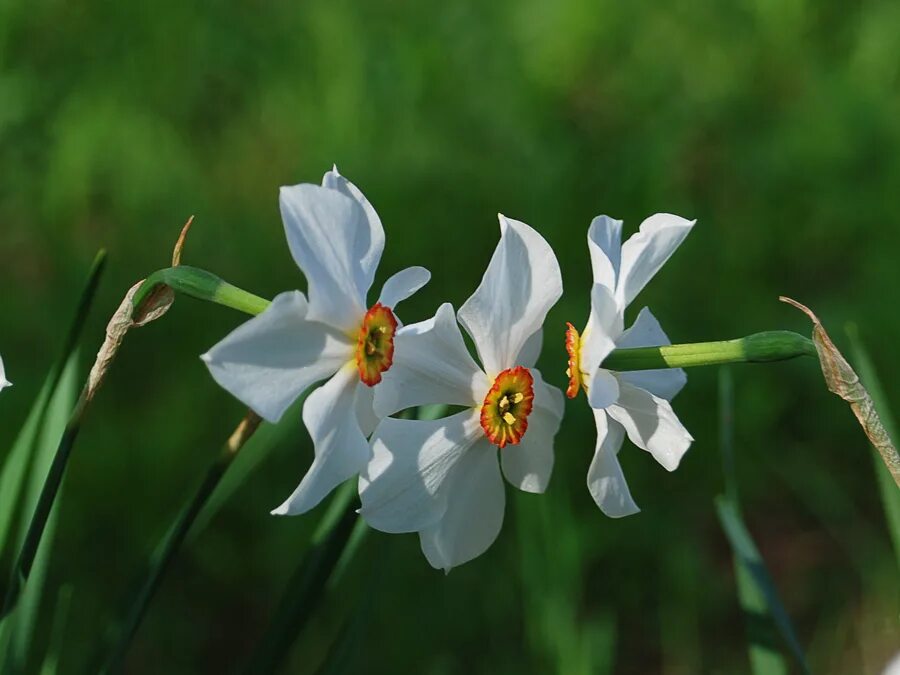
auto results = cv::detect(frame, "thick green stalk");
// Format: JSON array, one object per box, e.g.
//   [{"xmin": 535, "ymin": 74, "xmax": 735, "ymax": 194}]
[
  {"xmin": 133, "ymin": 266, "xmax": 270, "ymax": 317},
  {"xmin": 100, "ymin": 411, "xmax": 262, "ymax": 674},
  {"xmin": 601, "ymin": 331, "xmax": 816, "ymax": 371}
]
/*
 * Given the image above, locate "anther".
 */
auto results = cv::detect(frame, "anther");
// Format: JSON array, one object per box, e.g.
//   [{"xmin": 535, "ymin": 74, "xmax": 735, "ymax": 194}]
[
  {"xmin": 499, "ymin": 395, "xmax": 510, "ymax": 410},
  {"xmin": 502, "ymin": 412, "xmax": 516, "ymax": 425},
  {"xmin": 511, "ymin": 393, "xmax": 524, "ymax": 404}
]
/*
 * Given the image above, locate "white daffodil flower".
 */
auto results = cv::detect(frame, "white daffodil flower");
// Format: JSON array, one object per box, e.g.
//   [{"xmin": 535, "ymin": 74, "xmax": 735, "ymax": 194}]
[
  {"xmin": 565, "ymin": 214, "xmax": 694, "ymax": 518},
  {"xmin": 202, "ymin": 167, "xmax": 430, "ymax": 515},
  {"xmin": 359, "ymin": 215, "xmax": 564, "ymax": 572},
  {"xmin": 0, "ymin": 354, "xmax": 10, "ymax": 392}
]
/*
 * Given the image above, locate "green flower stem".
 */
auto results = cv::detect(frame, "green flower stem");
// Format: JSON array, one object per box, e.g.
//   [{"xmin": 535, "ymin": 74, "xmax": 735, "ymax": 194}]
[
  {"xmin": 0, "ymin": 251, "xmax": 107, "ymax": 621},
  {"xmin": 100, "ymin": 411, "xmax": 262, "ymax": 674},
  {"xmin": 133, "ymin": 266, "xmax": 270, "ymax": 317},
  {"xmin": 243, "ymin": 480, "xmax": 359, "ymax": 674},
  {"xmin": 601, "ymin": 331, "xmax": 817, "ymax": 372}
]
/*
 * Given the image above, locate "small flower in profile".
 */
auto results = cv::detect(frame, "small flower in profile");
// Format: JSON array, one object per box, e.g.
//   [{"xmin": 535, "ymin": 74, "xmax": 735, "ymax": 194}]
[
  {"xmin": 359, "ymin": 215, "xmax": 564, "ymax": 572},
  {"xmin": 202, "ymin": 167, "xmax": 430, "ymax": 515},
  {"xmin": 565, "ymin": 214, "xmax": 694, "ymax": 517},
  {"xmin": 0, "ymin": 354, "xmax": 10, "ymax": 392}
]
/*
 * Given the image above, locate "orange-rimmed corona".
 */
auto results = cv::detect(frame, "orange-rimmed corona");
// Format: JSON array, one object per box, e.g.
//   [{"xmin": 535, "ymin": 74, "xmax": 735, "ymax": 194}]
[
  {"xmin": 480, "ymin": 366, "xmax": 535, "ymax": 448},
  {"xmin": 564, "ymin": 322, "xmax": 584, "ymax": 399},
  {"xmin": 355, "ymin": 303, "xmax": 398, "ymax": 386}
]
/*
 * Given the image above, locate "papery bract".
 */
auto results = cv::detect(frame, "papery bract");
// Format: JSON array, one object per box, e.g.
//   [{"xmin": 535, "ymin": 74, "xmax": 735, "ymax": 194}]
[
  {"xmin": 202, "ymin": 167, "xmax": 430, "ymax": 515},
  {"xmin": 359, "ymin": 215, "xmax": 564, "ymax": 572},
  {"xmin": 566, "ymin": 214, "xmax": 695, "ymax": 517}
]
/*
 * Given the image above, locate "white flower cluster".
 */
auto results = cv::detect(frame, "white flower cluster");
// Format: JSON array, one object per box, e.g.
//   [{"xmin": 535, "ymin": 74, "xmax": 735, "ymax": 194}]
[{"xmin": 202, "ymin": 167, "xmax": 695, "ymax": 571}]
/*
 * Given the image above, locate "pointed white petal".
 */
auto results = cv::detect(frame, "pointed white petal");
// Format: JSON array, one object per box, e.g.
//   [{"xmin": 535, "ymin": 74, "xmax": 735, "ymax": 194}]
[
  {"xmin": 377, "ymin": 266, "xmax": 431, "ymax": 309},
  {"xmin": 580, "ymin": 283, "xmax": 622, "ymax": 375},
  {"xmin": 617, "ymin": 213, "xmax": 694, "ymax": 307},
  {"xmin": 201, "ymin": 291, "xmax": 352, "ymax": 423},
  {"xmin": 419, "ymin": 438, "xmax": 505, "ymax": 572},
  {"xmin": 607, "ymin": 381, "xmax": 693, "ymax": 472},
  {"xmin": 272, "ymin": 365, "xmax": 370, "ymax": 515},
  {"xmin": 359, "ymin": 409, "xmax": 483, "ymax": 533},
  {"xmin": 586, "ymin": 368, "xmax": 620, "ymax": 410},
  {"xmin": 458, "ymin": 215, "xmax": 562, "ymax": 375},
  {"xmin": 373, "ymin": 303, "xmax": 489, "ymax": 418},
  {"xmin": 0, "ymin": 354, "xmax": 9, "ymax": 391},
  {"xmin": 321, "ymin": 166, "xmax": 385, "ymax": 295},
  {"xmin": 280, "ymin": 183, "xmax": 379, "ymax": 332},
  {"xmin": 616, "ymin": 307, "xmax": 687, "ymax": 401},
  {"xmin": 500, "ymin": 369, "xmax": 563, "ymax": 493},
  {"xmin": 588, "ymin": 410, "xmax": 640, "ymax": 517},
  {"xmin": 517, "ymin": 329, "xmax": 543, "ymax": 369},
  {"xmin": 587, "ymin": 215, "xmax": 623, "ymax": 292}
]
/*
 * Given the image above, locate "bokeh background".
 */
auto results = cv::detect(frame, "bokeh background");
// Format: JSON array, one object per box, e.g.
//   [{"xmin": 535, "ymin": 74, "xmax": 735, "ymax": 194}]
[{"xmin": 1, "ymin": 0, "xmax": 899, "ymax": 673}]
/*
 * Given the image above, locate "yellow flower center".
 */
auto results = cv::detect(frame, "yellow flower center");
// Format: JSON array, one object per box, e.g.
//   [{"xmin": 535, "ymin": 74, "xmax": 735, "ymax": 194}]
[
  {"xmin": 564, "ymin": 322, "xmax": 584, "ymax": 399},
  {"xmin": 355, "ymin": 303, "xmax": 397, "ymax": 386},
  {"xmin": 480, "ymin": 366, "xmax": 535, "ymax": 448}
]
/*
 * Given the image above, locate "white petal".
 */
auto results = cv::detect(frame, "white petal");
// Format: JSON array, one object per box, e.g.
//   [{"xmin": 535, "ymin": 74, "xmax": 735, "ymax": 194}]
[
  {"xmin": 500, "ymin": 369, "xmax": 563, "ymax": 493},
  {"xmin": 419, "ymin": 438, "xmax": 505, "ymax": 572},
  {"xmin": 607, "ymin": 381, "xmax": 693, "ymax": 472},
  {"xmin": 377, "ymin": 266, "xmax": 431, "ymax": 309},
  {"xmin": 359, "ymin": 409, "xmax": 483, "ymax": 533},
  {"xmin": 587, "ymin": 410, "xmax": 640, "ymax": 517},
  {"xmin": 517, "ymin": 329, "xmax": 543, "ymax": 369},
  {"xmin": 586, "ymin": 368, "xmax": 620, "ymax": 410},
  {"xmin": 580, "ymin": 283, "xmax": 622, "ymax": 375},
  {"xmin": 457, "ymin": 215, "xmax": 562, "ymax": 376},
  {"xmin": 0, "ymin": 354, "xmax": 9, "ymax": 391},
  {"xmin": 373, "ymin": 303, "xmax": 489, "ymax": 418},
  {"xmin": 321, "ymin": 166, "xmax": 385, "ymax": 295},
  {"xmin": 587, "ymin": 215, "xmax": 623, "ymax": 292},
  {"xmin": 617, "ymin": 213, "xmax": 694, "ymax": 307},
  {"xmin": 272, "ymin": 365, "xmax": 371, "ymax": 515},
  {"xmin": 280, "ymin": 183, "xmax": 379, "ymax": 332},
  {"xmin": 201, "ymin": 291, "xmax": 352, "ymax": 423},
  {"xmin": 616, "ymin": 307, "xmax": 687, "ymax": 401}
]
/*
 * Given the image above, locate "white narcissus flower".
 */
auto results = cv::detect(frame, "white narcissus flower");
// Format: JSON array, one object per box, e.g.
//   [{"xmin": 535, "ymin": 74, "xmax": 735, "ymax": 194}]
[
  {"xmin": 565, "ymin": 214, "xmax": 694, "ymax": 517},
  {"xmin": 0, "ymin": 354, "xmax": 9, "ymax": 392},
  {"xmin": 202, "ymin": 167, "xmax": 430, "ymax": 515},
  {"xmin": 358, "ymin": 215, "xmax": 564, "ymax": 572}
]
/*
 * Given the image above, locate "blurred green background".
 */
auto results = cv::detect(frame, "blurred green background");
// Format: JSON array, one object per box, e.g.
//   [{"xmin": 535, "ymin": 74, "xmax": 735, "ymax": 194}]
[{"xmin": 1, "ymin": 0, "xmax": 899, "ymax": 672}]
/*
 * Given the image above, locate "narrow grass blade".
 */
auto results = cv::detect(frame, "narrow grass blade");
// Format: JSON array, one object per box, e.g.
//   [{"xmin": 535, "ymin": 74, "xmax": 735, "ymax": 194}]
[
  {"xmin": 3, "ymin": 356, "xmax": 78, "ymax": 671},
  {"xmin": 847, "ymin": 327, "xmax": 900, "ymax": 570},
  {"xmin": 0, "ymin": 251, "xmax": 105, "ymax": 621},
  {"xmin": 715, "ymin": 497, "xmax": 810, "ymax": 675},
  {"xmin": 39, "ymin": 585, "xmax": 73, "ymax": 675},
  {"xmin": 718, "ymin": 368, "xmax": 789, "ymax": 675},
  {"xmin": 243, "ymin": 479, "xmax": 358, "ymax": 675}
]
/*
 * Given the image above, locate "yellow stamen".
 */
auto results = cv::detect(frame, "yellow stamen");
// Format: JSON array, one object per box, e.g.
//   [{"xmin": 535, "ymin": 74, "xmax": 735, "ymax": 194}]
[
  {"xmin": 502, "ymin": 412, "xmax": 516, "ymax": 425},
  {"xmin": 499, "ymin": 395, "xmax": 510, "ymax": 410},
  {"xmin": 511, "ymin": 392, "xmax": 524, "ymax": 404}
]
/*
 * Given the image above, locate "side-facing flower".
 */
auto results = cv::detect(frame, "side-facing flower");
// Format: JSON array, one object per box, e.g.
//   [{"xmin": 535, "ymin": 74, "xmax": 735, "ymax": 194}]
[
  {"xmin": 202, "ymin": 167, "xmax": 430, "ymax": 515},
  {"xmin": 0, "ymin": 354, "xmax": 9, "ymax": 392},
  {"xmin": 565, "ymin": 214, "xmax": 694, "ymax": 517},
  {"xmin": 358, "ymin": 215, "xmax": 564, "ymax": 572}
]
